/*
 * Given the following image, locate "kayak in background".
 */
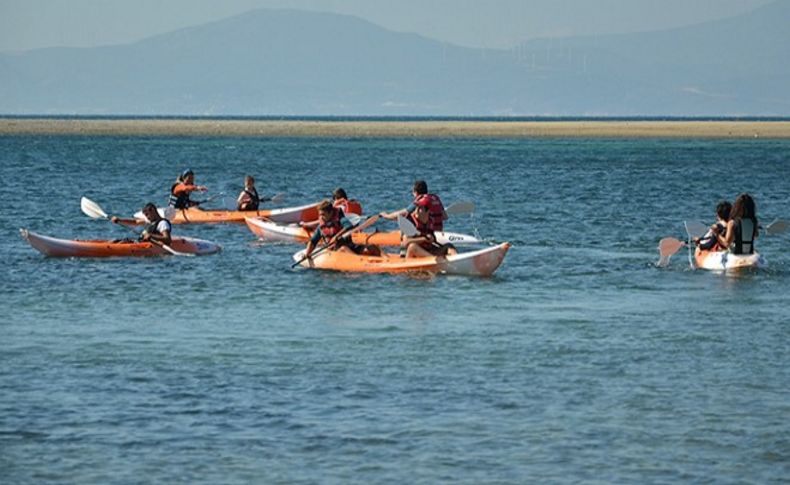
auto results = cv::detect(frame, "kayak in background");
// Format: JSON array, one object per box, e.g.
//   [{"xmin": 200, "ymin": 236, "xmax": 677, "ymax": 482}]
[
  {"xmin": 292, "ymin": 242, "xmax": 510, "ymax": 277},
  {"xmin": 20, "ymin": 229, "xmax": 221, "ymax": 257},
  {"xmin": 245, "ymin": 217, "xmax": 483, "ymax": 246},
  {"xmin": 130, "ymin": 201, "xmax": 361, "ymax": 225}
]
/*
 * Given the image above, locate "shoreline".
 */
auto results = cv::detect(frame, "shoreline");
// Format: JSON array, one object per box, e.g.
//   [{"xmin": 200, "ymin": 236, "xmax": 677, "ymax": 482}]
[{"xmin": 2, "ymin": 118, "xmax": 790, "ymax": 138}]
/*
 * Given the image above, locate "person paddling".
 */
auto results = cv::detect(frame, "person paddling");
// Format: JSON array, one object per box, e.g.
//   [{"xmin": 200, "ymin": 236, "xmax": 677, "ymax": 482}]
[
  {"xmin": 380, "ymin": 180, "xmax": 448, "ymax": 232},
  {"xmin": 304, "ymin": 200, "xmax": 379, "ymax": 259},
  {"xmin": 694, "ymin": 200, "xmax": 731, "ymax": 251},
  {"xmin": 236, "ymin": 175, "xmax": 268, "ymax": 211},
  {"xmin": 112, "ymin": 203, "xmax": 172, "ymax": 245},
  {"xmin": 168, "ymin": 169, "xmax": 207, "ymax": 209},
  {"xmin": 403, "ymin": 198, "xmax": 456, "ymax": 258},
  {"xmin": 715, "ymin": 193, "xmax": 759, "ymax": 254}
]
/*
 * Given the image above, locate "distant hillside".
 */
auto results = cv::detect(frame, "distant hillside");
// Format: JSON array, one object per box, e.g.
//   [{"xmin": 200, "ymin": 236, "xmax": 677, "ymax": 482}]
[{"xmin": 0, "ymin": 2, "xmax": 788, "ymax": 115}]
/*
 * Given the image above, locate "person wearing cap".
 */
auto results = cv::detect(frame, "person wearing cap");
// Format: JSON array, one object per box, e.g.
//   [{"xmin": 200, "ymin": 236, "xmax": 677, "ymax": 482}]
[{"xmin": 168, "ymin": 169, "xmax": 207, "ymax": 209}]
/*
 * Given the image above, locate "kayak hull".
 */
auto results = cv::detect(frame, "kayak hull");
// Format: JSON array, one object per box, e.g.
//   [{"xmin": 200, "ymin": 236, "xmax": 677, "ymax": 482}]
[
  {"xmin": 694, "ymin": 248, "xmax": 765, "ymax": 270},
  {"xmin": 20, "ymin": 229, "xmax": 221, "ymax": 257},
  {"xmin": 245, "ymin": 217, "xmax": 481, "ymax": 246},
  {"xmin": 132, "ymin": 201, "xmax": 361, "ymax": 225},
  {"xmin": 293, "ymin": 242, "xmax": 510, "ymax": 277}
]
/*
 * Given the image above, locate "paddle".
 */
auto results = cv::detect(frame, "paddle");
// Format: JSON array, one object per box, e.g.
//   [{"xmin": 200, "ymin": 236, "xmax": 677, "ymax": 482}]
[
  {"xmin": 397, "ymin": 214, "xmax": 419, "ymax": 237},
  {"xmin": 445, "ymin": 201, "xmax": 475, "ymax": 216},
  {"xmin": 194, "ymin": 192, "xmax": 226, "ymax": 206},
  {"xmin": 80, "ymin": 197, "xmax": 194, "ymax": 257},
  {"xmin": 764, "ymin": 219, "xmax": 789, "ymax": 236},
  {"xmin": 291, "ymin": 215, "xmax": 380, "ymax": 268},
  {"xmin": 656, "ymin": 237, "xmax": 685, "ymax": 268}
]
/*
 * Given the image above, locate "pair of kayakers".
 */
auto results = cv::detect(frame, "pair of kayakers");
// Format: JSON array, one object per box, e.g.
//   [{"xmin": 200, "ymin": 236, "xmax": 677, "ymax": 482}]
[
  {"xmin": 694, "ymin": 193, "xmax": 759, "ymax": 254},
  {"xmin": 303, "ymin": 180, "xmax": 456, "ymax": 261},
  {"xmin": 169, "ymin": 170, "xmax": 275, "ymax": 212}
]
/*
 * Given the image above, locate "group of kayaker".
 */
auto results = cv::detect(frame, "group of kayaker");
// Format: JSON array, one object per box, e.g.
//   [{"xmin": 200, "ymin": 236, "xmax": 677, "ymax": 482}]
[
  {"xmin": 116, "ymin": 168, "xmax": 459, "ymax": 262},
  {"xmin": 693, "ymin": 193, "xmax": 759, "ymax": 255}
]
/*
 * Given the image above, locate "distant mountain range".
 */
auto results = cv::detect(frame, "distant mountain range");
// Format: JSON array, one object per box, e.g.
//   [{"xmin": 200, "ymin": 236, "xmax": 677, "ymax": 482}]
[{"xmin": 1, "ymin": 2, "xmax": 788, "ymax": 116}]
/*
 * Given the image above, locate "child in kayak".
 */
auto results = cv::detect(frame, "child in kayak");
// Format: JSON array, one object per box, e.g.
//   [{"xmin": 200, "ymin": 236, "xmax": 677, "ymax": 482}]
[
  {"xmin": 112, "ymin": 203, "xmax": 172, "ymax": 245},
  {"xmin": 694, "ymin": 200, "xmax": 731, "ymax": 251},
  {"xmin": 168, "ymin": 169, "xmax": 207, "ymax": 209},
  {"xmin": 237, "ymin": 175, "xmax": 274, "ymax": 211},
  {"xmin": 304, "ymin": 200, "xmax": 380, "ymax": 259},
  {"xmin": 380, "ymin": 180, "xmax": 448, "ymax": 232},
  {"xmin": 714, "ymin": 193, "xmax": 759, "ymax": 255}
]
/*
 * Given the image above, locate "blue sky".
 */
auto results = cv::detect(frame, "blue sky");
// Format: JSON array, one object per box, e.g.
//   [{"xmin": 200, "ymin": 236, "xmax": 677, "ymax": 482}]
[{"xmin": 0, "ymin": 0, "xmax": 774, "ymax": 52}]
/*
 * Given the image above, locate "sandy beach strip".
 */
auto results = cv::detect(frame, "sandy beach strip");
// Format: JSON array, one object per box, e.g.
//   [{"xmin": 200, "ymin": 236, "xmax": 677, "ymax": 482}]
[{"xmin": 1, "ymin": 118, "xmax": 790, "ymax": 138}]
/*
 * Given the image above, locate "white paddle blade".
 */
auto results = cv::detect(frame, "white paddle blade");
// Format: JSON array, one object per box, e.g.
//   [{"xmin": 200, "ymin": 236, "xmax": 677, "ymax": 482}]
[
  {"xmin": 397, "ymin": 215, "xmax": 419, "ymax": 237},
  {"xmin": 765, "ymin": 219, "xmax": 789, "ymax": 236},
  {"xmin": 270, "ymin": 193, "xmax": 285, "ymax": 204},
  {"xmin": 445, "ymin": 201, "xmax": 475, "ymax": 216},
  {"xmin": 346, "ymin": 213, "xmax": 362, "ymax": 226},
  {"xmin": 162, "ymin": 207, "xmax": 176, "ymax": 221},
  {"xmin": 657, "ymin": 237, "xmax": 685, "ymax": 267},
  {"xmin": 684, "ymin": 221, "xmax": 708, "ymax": 240},
  {"xmin": 80, "ymin": 197, "xmax": 109, "ymax": 219}
]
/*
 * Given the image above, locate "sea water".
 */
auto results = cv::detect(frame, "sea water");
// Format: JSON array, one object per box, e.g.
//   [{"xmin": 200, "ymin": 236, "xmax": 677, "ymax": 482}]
[{"xmin": 1, "ymin": 135, "xmax": 789, "ymax": 483}]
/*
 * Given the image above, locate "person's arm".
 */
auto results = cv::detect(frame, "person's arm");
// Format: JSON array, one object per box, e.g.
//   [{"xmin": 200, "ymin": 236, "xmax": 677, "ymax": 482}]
[
  {"xmin": 174, "ymin": 183, "xmax": 208, "ymax": 195},
  {"xmin": 110, "ymin": 216, "xmax": 139, "ymax": 226},
  {"xmin": 300, "ymin": 219, "xmax": 319, "ymax": 229},
  {"xmin": 379, "ymin": 208, "xmax": 409, "ymax": 220},
  {"xmin": 304, "ymin": 229, "xmax": 322, "ymax": 257},
  {"xmin": 717, "ymin": 220, "xmax": 735, "ymax": 249}
]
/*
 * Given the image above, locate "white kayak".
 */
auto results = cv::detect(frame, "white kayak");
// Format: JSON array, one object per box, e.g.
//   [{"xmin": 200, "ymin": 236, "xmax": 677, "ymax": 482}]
[
  {"xmin": 245, "ymin": 217, "xmax": 483, "ymax": 246},
  {"xmin": 694, "ymin": 248, "xmax": 765, "ymax": 271}
]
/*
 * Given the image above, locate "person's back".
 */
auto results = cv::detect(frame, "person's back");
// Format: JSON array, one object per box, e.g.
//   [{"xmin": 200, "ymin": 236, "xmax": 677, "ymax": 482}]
[{"xmin": 718, "ymin": 193, "xmax": 758, "ymax": 255}]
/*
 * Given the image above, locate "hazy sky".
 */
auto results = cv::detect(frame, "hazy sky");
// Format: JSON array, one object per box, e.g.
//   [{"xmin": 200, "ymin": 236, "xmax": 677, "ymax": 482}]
[{"xmin": 0, "ymin": 0, "xmax": 774, "ymax": 52}]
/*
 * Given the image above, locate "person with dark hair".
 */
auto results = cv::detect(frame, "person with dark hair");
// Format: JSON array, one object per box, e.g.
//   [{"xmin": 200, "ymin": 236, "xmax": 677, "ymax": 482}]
[
  {"xmin": 300, "ymin": 187, "xmax": 361, "ymax": 230},
  {"xmin": 237, "ymin": 175, "xmax": 262, "ymax": 211},
  {"xmin": 303, "ymin": 200, "xmax": 379, "ymax": 259},
  {"xmin": 715, "ymin": 193, "xmax": 759, "ymax": 254},
  {"xmin": 694, "ymin": 200, "xmax": 732, "ymax": 251},
  {"xmin": 380, "ymin": 179, "xmax": 448, "ymax": 232},
  {"xmin": 111, "ymin": 203, "xmax": 172, "ymax": 245},
  {"xmin": 168, "ymin": 169, "xmax": 207, "ymax": 209}
]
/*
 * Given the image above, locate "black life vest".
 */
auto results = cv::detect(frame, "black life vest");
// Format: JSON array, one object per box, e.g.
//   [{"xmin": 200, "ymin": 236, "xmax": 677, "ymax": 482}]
[
  {"xmin": 733, "ymin": 218, "xmax": 756, "ymax": 255},
  {"xmin": 240, "ymin": 188, "xmax": 260, "ymax": 211},
  {"xmin": 142, "ymin": 218, "xmax": 171, "ymax": 239},
  {"xmin": 168, "ymin": 183, "xmax": 191, "ymax": 209}
]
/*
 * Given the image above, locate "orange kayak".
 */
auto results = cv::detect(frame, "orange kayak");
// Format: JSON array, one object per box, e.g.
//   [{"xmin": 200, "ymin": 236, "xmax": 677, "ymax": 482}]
[
  {"xmin": 293, "ymin": 242, "xmax": 510, "ymax": 277},
  {"xmin": 20, "ymin": 229, "xmax": 221, "ymax": 257},
  {"xmin": 245, "ymin": 217, "xmax": 483, "ymax": 246},
  {"xmin": 131, "ymin": 201, "xmax": 361, "ymax": 225}
]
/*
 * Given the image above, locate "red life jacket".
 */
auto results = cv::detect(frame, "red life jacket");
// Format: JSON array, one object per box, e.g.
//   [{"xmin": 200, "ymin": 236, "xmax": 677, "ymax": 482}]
[
  {"xmin": 414, "ymin": 194, "xmax": 445, "ymax": 232},
  {"xmin": 318, "ymin": 209, "xmax": 344, "ymax": 242},
  {"xmin": 333, "ymin": 198, "xmax": 362, "ymax": 216}
]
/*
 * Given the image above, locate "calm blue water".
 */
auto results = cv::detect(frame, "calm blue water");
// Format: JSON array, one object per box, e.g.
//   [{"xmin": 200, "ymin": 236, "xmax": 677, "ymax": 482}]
[{"xmin": 2, "ymin": 135, "xmax": 789, "ymax": 483}]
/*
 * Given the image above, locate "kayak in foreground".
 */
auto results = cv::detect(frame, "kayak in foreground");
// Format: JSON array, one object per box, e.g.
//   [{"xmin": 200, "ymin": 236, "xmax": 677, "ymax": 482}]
[
  {"xmin": 694, "ymin": 247, "xmax": 765, "ymax": 271},
  {"xmin": 20, "ymin": 229, "xmax": 221, "ymax": 257},
  {"xmin": 292, "ymin": 242, "xmax": 510, "ymax": 277},
  {"xmin": 131, "ymin": 201, "xmax": 361, "ymax": 225},
  {"xmin": 245, "ymin": 217, "xmax": 482, "ymax": 246}
]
